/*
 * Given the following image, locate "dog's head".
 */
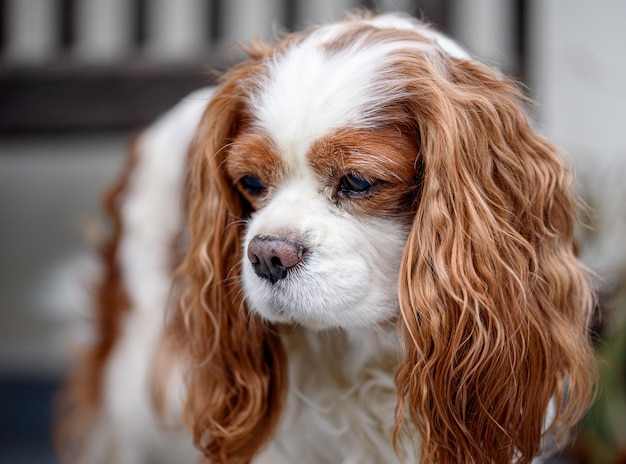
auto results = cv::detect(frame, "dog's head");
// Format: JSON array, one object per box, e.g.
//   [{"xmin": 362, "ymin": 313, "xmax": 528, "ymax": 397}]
[{"xmin": 176, "ymin": 13, "xmax": 596, "ymax": 464}]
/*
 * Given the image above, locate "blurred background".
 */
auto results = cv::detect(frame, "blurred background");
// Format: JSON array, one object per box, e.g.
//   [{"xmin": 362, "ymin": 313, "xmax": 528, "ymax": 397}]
[{"xmin": 0, "ymin": 0, "xmax": 624, "ymax": 462}]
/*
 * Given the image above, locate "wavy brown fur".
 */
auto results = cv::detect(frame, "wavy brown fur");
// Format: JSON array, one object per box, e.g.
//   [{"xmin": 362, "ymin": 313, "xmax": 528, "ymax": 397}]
[
  {"xmin": 172, "ymin": 52, "xmax": 287, "ymax": 464},
  {"xmin": 390, "ymin": 52, "xmax": 597, "ymax": 463}
]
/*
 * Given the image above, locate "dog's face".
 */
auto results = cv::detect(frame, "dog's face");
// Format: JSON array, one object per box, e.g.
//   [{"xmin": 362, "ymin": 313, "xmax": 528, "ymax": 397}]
[
  {"xmin": 234, "ymin": 129, "xmax": 417, "ymax": 328},
  {"xmin": 226, "ymin": 16, "xmax": 453, "ymax": 328}
]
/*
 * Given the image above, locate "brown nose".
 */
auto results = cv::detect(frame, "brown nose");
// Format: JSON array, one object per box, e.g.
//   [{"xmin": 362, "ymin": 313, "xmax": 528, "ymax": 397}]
[{"xmin": 247, "ymin": 235, "xmax": 305, "ymax": 283}]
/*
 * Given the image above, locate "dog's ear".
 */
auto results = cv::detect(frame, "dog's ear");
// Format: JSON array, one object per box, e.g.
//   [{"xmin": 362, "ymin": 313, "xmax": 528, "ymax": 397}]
[
  {"xmin": 173, "ymin": 51, "xmax": 286, "ymax": 463},
  {"xmin": 394, "ymin": 56, "xmax": 597, "ymax": 463}
]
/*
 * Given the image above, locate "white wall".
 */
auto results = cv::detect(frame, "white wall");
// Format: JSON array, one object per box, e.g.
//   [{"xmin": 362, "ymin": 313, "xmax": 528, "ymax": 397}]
[{"xmin": 528, "ymin": 0, "xmax": 626, "ymax": 282}]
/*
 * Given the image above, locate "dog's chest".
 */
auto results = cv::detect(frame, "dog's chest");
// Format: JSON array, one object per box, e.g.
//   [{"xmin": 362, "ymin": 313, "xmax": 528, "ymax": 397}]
[{"xmin": 258, "ymin": 327, "xmax": 413, "ymax": 464}]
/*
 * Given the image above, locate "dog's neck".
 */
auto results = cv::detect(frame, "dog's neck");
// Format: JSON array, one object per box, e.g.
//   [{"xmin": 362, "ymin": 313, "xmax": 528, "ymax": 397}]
[
  {"xmin": 263, "ymin": 323, "xmax": 408, "ymax": 463},
  {"xmin": 281, "ymin": 323, "xmax": 400, "ymax": 384}
]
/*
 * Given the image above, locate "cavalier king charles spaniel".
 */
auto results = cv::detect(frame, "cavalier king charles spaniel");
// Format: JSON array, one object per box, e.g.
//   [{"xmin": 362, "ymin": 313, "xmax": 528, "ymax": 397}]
[{"xmin": 57, "ymin": 12, "xmax": 597, "ymax": 464}]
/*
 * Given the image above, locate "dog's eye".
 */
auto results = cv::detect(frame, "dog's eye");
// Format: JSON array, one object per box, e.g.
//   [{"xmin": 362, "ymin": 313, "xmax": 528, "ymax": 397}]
[
  {"xmin": 239, "ymin": 175, "xmax": 266, "ymax": 197},
  {"xmin": 338, "ymin": 173, "xmax": 375, "ymax": 195}
]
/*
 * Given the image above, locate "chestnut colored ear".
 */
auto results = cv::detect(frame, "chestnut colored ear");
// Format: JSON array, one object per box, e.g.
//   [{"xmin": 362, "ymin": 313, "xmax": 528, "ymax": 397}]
[
  {"xmin": 172, "ymin": 55, "xmax": 286, "ymax": 463},
  {"xmin": 394, "ymin": 57, "xmax": 597, "ymax": 463}
]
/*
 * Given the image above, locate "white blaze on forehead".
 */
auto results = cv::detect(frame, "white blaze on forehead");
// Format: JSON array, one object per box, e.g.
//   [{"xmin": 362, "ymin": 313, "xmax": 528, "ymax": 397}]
[
  {"xmin": 251, "ymin": 39, "xmax": 385, "ymax": 163},
  {"xmin": 249, "ymin": 15, "xmax": 469, "ymax": 169},
  {"xmin": 250, "ymin": 25, "xmax": 422, "ymax": 165}
]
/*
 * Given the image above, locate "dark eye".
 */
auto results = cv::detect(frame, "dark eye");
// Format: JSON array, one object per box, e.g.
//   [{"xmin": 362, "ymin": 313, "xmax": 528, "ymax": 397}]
[
  {"xmin": 239, "ymin": 175, "xmax": 266, "ymax": 196},
  {"xmin": 338, "ymin": 173, "xmax": 375, "ymax": 195}
]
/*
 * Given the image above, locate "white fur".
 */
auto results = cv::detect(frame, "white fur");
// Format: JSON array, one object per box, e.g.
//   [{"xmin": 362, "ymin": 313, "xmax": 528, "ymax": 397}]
[
  {"xmin": 364, "ymin": 13, "xmax": 470, "ymax": 60},
  {"xmin": 255, "ymin": 325, "xmax": 412, "ymax": 464}
]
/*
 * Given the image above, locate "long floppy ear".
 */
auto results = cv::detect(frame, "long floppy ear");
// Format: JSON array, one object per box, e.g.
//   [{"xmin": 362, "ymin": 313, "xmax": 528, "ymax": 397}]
[
  {"xmin": 394, "ymin": 56, "xmax": 597, "ymax": 463},
  {"xmin": 172, "ymin": 55, "xmax": 286, "ymax": 463}
]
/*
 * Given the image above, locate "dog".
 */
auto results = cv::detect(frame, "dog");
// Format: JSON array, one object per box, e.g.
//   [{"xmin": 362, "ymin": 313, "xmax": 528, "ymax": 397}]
[{"xmin": 57, "ymin": 12, "xmax": 597, "ymax": 464}]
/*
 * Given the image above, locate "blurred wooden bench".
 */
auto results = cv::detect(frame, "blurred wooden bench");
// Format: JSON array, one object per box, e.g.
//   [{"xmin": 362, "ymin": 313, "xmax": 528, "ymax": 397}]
[{"xmin": 0, "ymin": 0, "xmax": 491, "ymax": 133}]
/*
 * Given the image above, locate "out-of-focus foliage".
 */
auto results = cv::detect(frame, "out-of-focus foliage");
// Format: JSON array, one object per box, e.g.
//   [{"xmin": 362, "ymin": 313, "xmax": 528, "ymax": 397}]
[{"xmin": 565, "ymin": 276, "xmax": 626, "ymax": 463}]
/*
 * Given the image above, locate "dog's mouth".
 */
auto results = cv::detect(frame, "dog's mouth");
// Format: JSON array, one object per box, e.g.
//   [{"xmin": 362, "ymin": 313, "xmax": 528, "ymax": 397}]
[
  {"xmin": 245, "ymin": 277, "xmax": 316, "ymax": 325},
  {"xmin": 240, "ymin": 217, "xmax": 407, "ymax": 329}
]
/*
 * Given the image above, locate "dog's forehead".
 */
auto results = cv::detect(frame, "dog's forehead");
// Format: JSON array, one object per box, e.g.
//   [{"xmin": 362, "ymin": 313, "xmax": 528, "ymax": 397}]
[
  {"xmin": 249, "ymin": 39, "xmax": 382, "ymax": 166},
  {"xmin": 248, "ymin": 17, "xmax": 457, "ymax": 172}
]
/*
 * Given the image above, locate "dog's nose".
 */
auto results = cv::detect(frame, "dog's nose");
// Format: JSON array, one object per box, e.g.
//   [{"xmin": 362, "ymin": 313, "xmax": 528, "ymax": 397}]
[{"xmin": 247, "ymin": 235, "xmax": 305, "ymax": 283}]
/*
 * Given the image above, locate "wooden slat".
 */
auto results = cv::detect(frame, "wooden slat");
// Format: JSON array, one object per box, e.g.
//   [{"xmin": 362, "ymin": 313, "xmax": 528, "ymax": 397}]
[
  {"xmin": 73, "ymin": 0, "xmax": 136, "ymax": 62},
  {"xmin": 0, "ymin": 62, "xmax": 228, "ymax": 132},
  {"xmin": 450, "ymin": 0, "xmax": 517, "ymax": 73},
  {"xmin": 220, "ymin": 0, "xmax": 283, "ymax": 44},
  {"xmin": 5, "ymin": 0, "xmax": 61, "ymax": 63},
  {"xmin": 144, "ymin": 0, "xmax": 210, "ymax": 61},
  {"xmin": 296, "ymin": 0, "xmax": 356, "ymax": 27}
]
